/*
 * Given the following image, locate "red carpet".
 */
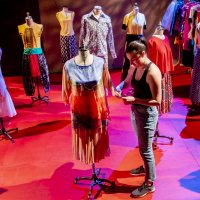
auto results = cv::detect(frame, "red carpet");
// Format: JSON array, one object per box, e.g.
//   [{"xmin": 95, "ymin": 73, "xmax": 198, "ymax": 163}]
[{"xmin": 0, "ymin": 70, "xmax": 200, "ymax": 200}]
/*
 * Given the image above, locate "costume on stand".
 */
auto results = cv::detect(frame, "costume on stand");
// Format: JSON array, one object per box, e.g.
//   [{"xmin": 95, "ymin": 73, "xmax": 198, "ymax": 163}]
[
  {"xmin": 18, "ymin": 17, "xmax": 50, "ymax": 96},
  {"xmin": 148, "ymin": 35, "xmax": 174, "ymax": 114},
  {"xmin": 79, "ymin": 6, "xmax": 116, "ymax": 63},
  {"xmin": 62, "ymin": 55, "xmax": 115, "ymax": 164},
  {"xmin": 121, "ymin": 3, "xmax": 146, "ymax": 80},
  {"xmin": 56, "ymin": 7, "xmax": 78, "ymax": 63},
  {"xmin": 0, "ymin": 52, "xmax": 16, "ymax": 118},
  {"xmin": 0, "ymin": 48, "xmax": 17, "ymax": 143}
]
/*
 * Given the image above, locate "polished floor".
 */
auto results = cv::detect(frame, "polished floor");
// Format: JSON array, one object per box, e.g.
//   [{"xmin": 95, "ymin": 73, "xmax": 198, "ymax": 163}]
[{"xmin": 0, "ymin": 69, "xmax": 200, "ymax": 200}]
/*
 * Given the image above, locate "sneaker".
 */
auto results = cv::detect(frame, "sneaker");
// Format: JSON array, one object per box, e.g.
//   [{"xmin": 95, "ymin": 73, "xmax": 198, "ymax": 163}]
[
  {"xmin": 130, "ymin": 182, "xmax": 155, "ymax": 198},
  {"xmin": 130, "ymin": 165, "xmax": 145, "ymax": 176}
]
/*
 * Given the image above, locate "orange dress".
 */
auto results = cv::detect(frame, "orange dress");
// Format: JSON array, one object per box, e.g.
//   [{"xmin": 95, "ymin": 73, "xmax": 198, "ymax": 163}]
[{"xmin": 62, "ymin": 56, "xmax": 115, "ymax": 164}]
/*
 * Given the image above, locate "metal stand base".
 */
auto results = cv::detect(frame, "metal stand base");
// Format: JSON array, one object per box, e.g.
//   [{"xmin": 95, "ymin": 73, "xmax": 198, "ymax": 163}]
[
  {"xmin": 74, "ymin": 163, "xmax": 115, "ymax": 199},
  {"xmin": 31, "ymin": 77, "xmax": 49, "ymax": 105},
  {"xmin": 153, "ymin": 122, "xmax": 174, "ymax": 149},
  {"xmin": 0, "ymin": 118, "xmax": 18, "ymax": 143}
]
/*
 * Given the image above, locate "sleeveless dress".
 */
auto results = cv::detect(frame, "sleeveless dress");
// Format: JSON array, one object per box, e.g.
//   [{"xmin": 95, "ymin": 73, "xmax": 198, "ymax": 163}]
[
  {"xmin": 0, "ymin": 67, "xmax": 17, "ymax": 117},
  {"xmin": 62, "ymin": 56, "xmax": 114, "ymax": 164}
]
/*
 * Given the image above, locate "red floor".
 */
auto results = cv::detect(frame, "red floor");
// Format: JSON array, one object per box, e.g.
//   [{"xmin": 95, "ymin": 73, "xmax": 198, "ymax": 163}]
[{"xmin": 0, "ymin": 70, "xmax": 200, "ymax": 200}]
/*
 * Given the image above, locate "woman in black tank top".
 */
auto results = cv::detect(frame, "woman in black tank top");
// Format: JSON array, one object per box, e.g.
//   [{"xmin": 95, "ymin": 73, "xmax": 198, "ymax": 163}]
[{"xmin": 115, "ymin": 39, "xmax": 162, "ymax": 198}]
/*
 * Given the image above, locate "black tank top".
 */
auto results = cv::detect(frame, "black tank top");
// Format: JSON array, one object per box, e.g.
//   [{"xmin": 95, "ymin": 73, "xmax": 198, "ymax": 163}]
[{"xmin": 131, "ymin": 62, "xmax": 152, "ymax": 99}]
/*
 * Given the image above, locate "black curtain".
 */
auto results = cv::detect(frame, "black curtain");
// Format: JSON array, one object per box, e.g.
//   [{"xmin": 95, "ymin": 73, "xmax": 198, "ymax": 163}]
[{"xmin": 0, "ymin": 0, "xmax": 40, "ymax": 76}]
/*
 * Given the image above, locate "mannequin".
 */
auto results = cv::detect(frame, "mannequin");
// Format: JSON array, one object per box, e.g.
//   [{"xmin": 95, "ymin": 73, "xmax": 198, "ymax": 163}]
[
  {"xmin": 18, "ymin": 12, "xmax": 50, "ymax": 104},
  {"xmin": 74, "ymin": 48, "xmax": 93, "ymax": 66},
  {"xmin": 147, "ymin": 22, "xmax": 174, "ymax": 147},
  {"xmin": 56, "ymin": 7, "xmax": 78, "ymax": 63},
  {"xmin": 62, "ymin": 47, "xmax": 115, "ymax": 197},
  {"xmin": 93, "ymin": 5, "xmax": 102, "ymax": 19},
  {"xmin": 121, "ymin": 2, "xmax": 146, "ymax": 81},
  {"xmin": 0, "ymin": 47, "xmax": 17, "ymax": 143},
  {"xmin": 79, "ymin": 6, "xmax": 117, "ymax": 64}
]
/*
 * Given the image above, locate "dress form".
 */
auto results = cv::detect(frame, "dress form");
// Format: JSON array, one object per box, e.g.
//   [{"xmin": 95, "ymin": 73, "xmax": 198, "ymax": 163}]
[
  {"xmin": 74, "ymin": 48, "xmax": 93, "ymax": 66},
  {"xmin": 121, "ymin": 2, "xmax": 146, "ymax": 81},
  {"xmin": 148, "ymin": 23, "xmax": 174, "ymax": 148},
  {"xmin": 72, "ymin": 49, "xmax": 115, "ymax": 198},
  {"xmin": 18, "ymin": 12, "xmax": 50, "ymax": 104},
  {"xmin": 79, "ymin": 6, "xmax": 116, "ymax": 63},
  {"xmin": 56, "ymin": 7, "xmax": 77, "ymax": 63},
  {"xmin": 153, "ymin": 22, "xmax": 165, "ymax": 40},
  {"xmin": 62, "ymin": 7, "xmax": 69, "ymax": 13},
  {"xmin": 25, "ymin": 12, "xmax": 34, "ymax": 27},
  {"xmin": 93, "ymin": 6, "xmax": 102, "ymax": 20},
  {"xmin": 0, "ymin": 47, "xmax": 18, "ymax": 143}
]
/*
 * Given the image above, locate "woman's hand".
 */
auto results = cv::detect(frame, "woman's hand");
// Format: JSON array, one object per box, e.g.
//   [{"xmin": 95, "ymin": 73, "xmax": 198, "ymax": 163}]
[
  {"xmin": 122, "ymin": 96, "xmax": 135, "ymax": 105},
  {"xmin": 114, "ymin": 90, "xmax": 122, "ymax": 98}
]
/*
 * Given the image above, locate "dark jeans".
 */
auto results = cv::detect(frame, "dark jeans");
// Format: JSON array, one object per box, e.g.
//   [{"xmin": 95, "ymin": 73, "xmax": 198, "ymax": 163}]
[{"xmin": 131, "ymin": 104, "xmax": 158, "ymax": 182}]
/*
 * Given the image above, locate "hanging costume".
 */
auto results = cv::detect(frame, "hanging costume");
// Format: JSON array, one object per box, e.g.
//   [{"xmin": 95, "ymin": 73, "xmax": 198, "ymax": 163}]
[
  {"xmin": 18, "ymin": 22, "xmax": 50, "ymax": 96},
  {"xmin": 148, "ymin": 35, "xmax": 174, "ymax": 114},
  {"xmin": 190, "ymin": 23, "xmax": 200, "ymax": 105},
  {"xmin": 79, "ymin": 10, "xmax": 117, "ymax": 63},
  {"xmin": 121, "ymin": 10, "xmax": 146, "ymax": 81},
  {"xmin": 62, "ymin": 56, "xmax": 115, "ymax": 164},
  {"xmin": 56, "ymin": 9, "xmax": 78, "ymax": 63}
]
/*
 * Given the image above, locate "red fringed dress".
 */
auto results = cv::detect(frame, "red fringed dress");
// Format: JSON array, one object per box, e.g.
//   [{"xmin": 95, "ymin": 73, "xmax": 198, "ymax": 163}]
[{"xmin": 62, "ymin": 56, "xmax": 114, "ymax": 164}]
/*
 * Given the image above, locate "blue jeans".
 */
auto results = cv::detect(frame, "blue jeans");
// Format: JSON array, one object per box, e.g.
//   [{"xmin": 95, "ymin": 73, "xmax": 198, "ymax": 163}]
[{"xmin": 131, "ymin": 104, "xmax": 158, "ymax": 182}]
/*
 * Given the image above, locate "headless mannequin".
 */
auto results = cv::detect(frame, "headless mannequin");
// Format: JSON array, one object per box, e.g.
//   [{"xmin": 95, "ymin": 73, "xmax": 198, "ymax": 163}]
[
  {"xmin": 74, "ymin": 48, "xmax": 93, "ymax": 66},
  {"xmin": 93, "ymin": 6, "xmax": 102, "ymax": 20},
  {"xmin": 132, "ymin": 4, "xmax": 139, "ymax": 16},
  {"xmin": 153, "ymin": 23, "xmax": 165, "ymax": 40},
  {"xmin": 0, "ymin": 48, "xmax": 18, "ymax": 143},
  {"xmin": 148, "ymin": 22, "xmax": 174, "ymax": 148},
  {"xmin": 62, "ymin": 6, "xmax": 73, "ymax": 17},
  {"xmin": 62, "ymin": 6, "xmax": 69, "ymax": 13},
  {"xmin": 121, "ymin": 2, "xmax": 146, "ymax": 81},
  {"xmin": 25, "ymin": 13, "xmax": 48, "ymax": 104},
  {"xmin": 25, "ymin": 13, "xmax": 34, "ymax": 27},
  {"xmin": 73, "ymin": 47, "xmax": 115, "ymax": 198},
  {"xmin": 56, "ymin": 6, "xmax": 77, "ymax": 63}
]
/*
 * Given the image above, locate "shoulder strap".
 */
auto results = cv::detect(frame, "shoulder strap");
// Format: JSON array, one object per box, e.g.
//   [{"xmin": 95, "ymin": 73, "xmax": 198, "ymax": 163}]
[{"xmin": 146, "ymin": 62, "xmax": 152, "ymax": 70}]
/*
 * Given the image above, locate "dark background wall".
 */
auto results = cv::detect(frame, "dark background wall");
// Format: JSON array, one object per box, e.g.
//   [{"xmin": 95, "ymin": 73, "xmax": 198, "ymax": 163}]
[
  {"xmin": 0, "ymin": 0, "xmax": 172, "ymax": 76},
  {"xmin": 0, "ymin": 0, "xmax": 41, "ymax": 76},
  {"xmin": 39, "ymin": 0, "xmax": 172, "ymax": 72}
]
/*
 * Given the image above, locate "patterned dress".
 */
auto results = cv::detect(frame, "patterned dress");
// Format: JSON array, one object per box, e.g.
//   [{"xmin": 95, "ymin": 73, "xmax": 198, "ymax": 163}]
[
  {"xmin": 79, "ymin": 11, "xmax": 116, "ymax": 63},
  {"xmin": 62, "ymin": 56, "xmax": 114, "ymax": 164},
  {"xmin": 190, "ymin": 26, "xmax": 200, "ymax": 105},
  {"xmin": 148, "ymin": 35, "xmax": 174, "ymax": 114},
  {"xmin": 56, "ymin": 10, "xmax": 78, "ymax": 63}
]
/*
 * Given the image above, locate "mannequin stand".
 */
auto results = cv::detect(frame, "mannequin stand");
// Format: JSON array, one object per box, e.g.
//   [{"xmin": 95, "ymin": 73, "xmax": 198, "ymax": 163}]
[
  {"xmin": 0, "ymin": 118, "xmax": 18, "ymax": 143},
  {"xmin": 153, "ymin": 122, "xmax": 173, "ymax": 149},
  {"xmin": 74, "ymin": 163, "xmax": 115, "ymax": 199},
  {"xmin": 31, "ymin": 77, "xmax": 49, "ymax": 105}
]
